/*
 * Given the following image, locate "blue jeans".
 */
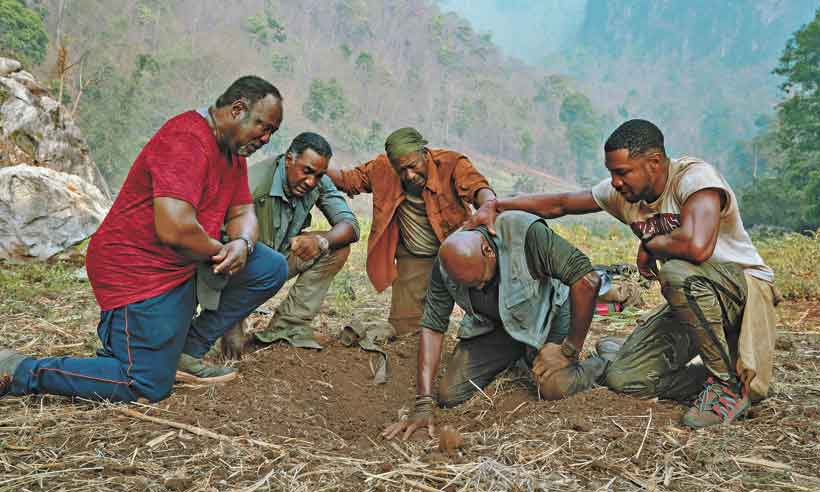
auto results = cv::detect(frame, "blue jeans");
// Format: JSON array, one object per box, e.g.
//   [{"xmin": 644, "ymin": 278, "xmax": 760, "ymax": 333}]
[{"xmin": 11, "ymin": 244, "xmax": 287, "ymax": 402}]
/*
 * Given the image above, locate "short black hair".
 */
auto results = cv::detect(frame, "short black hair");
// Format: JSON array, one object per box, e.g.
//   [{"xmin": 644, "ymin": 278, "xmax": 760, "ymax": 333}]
[
  {"xmin": 215, "ymin": 75, "xmax": 282, "ymax": 108},
  {"xmin": 604, "ymin": 119, "xmax": 666, "ymax": 158},
  {"xmin": 287, "ymin": 132, "xmax": 332, "ymax": 159}
]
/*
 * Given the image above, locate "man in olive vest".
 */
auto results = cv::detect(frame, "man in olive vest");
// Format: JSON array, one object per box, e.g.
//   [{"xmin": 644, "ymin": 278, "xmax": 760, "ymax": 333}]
[
  {"xmin": 222, "ymin": 132, "xmax": 359, "ymax": 354},
  {"xmin": 383, "ymin": 211, "xmax": 608, "ymax": 440}
]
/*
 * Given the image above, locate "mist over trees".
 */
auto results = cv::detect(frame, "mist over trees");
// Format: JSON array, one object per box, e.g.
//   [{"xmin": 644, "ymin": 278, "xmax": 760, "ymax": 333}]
[
  {"xmin": 446, "ymin": 1, "xmax": 817, "ymax": 193},
  {"xmin": 740, "ymin": 9, "xmax": 820, "ymax": 230},
  {"xmin": 16, "ymin": 0, "xmax": 601, "ymax": 191},
  {"xmin": 3, "ymin": 1, "xmax": 817, "ymax": 229}
]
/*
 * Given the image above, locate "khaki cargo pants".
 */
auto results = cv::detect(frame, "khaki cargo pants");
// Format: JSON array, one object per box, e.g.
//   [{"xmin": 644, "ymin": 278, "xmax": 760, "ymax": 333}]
[
  {"xmin": 256, "ymin": 246, "xmax": 351, "ymax": 342},
  {"xmin": 387, "ymin": 244, "xmax": 436, "ymax": 336},
  {"xmin": 605, "ymin": 260, "xmax": 747, "ymax": 401}
]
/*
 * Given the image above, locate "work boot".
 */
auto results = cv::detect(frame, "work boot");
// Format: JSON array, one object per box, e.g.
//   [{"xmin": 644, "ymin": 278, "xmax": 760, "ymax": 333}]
[
  {"xmin": 595, "ymin": 336, "xmax": 624, "ymax": 363},
  {"xmin": 681, "ymin": 377, "xmax": 750, "ymax": 429},
  {"xmin": 0, "ymin": 349, "xmax": 27, "ymax": 398},
  {"xmin": 175, "ymin": 353, "xmax": 237, "ymax": 384}
]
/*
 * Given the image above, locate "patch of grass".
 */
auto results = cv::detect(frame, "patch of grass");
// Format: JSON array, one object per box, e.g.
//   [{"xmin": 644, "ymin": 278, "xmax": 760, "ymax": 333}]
[
  {"xmin": 755, "ymin": 230, "xmax": 820, "ymax": 300},
  {"xmin": 0, "ymin": 260, "xmax": 84, "ymax": 315}
]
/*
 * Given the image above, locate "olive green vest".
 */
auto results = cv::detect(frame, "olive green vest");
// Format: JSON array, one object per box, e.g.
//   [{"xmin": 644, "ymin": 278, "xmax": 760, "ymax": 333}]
[{"xmin": 440, "ymin": 211, "xmax": 569, "ymax": 348}]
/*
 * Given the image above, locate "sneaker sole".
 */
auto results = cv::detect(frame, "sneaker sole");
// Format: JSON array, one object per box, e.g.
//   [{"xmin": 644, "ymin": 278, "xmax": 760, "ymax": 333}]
[{"xmin": 174, "ymin": 370, "xmax": 237, "ymax": 385}]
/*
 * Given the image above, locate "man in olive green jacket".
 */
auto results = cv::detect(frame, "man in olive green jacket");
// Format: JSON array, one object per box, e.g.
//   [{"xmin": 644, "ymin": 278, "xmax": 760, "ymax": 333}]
[{"xmin": 222, "ymin": 132, "xmax": 359, "ymax": 354}]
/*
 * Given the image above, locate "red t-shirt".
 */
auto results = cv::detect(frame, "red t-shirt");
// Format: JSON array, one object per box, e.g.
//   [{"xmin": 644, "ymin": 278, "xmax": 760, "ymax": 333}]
[{"xmin": 86, "ymin": 111, "xmax": 253, "ymax": 310}]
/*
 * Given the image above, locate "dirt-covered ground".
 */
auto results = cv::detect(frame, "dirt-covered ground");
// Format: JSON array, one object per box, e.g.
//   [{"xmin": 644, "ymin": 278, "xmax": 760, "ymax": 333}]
[{"xmin": 1, "ymin": 254, "xmax": 819, "ymax": 491}]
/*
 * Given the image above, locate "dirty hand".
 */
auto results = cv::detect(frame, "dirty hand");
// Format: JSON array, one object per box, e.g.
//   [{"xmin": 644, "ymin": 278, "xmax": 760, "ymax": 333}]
[
  {"xmin": 221, "ymin": 319, "xmax": 250, "ymax": 360},
  {"xmin": 463, "ymin": 199, "xmax": 499, "ymax": 235},
  {"xmin": 382, "ymin": 395, "xmax": 435, "ymax": 440},
  {"xmin": 212, "ymin": 239, "xmax": 248, "ymax": 275},
  {"xmin": 532, "ymin": 343, "xmax": 573, "ymax": 381},
  {"xmin": 290, "ymin": 234, "xmax": 322, "ymax": 262},
  {"xmin": 636, "ymin": 243, "xmax": 659, "ymax": 281},
  {"xmin": 532, "ymin": 343, "xmax": 576, "ymax": 401}
]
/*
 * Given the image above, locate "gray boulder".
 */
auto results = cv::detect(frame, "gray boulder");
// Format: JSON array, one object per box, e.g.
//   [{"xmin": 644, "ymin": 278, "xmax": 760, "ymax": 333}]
[
  {"xmin": 0, "ymin": 57, "xmax": 111, "ymax": 199},
  {"xmin": 0, "ymin": 165, "xmax": 109, "ymax": 261},
  {"xmin": 0, "ymin": 57, "xmax": 22, "ymax": 76}
]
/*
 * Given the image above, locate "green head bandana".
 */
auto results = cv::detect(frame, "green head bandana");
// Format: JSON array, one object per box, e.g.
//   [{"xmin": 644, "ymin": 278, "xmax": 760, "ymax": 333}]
[{"xmin": 385, "ymin": 127, "xmax": 428, "ymax": 161}]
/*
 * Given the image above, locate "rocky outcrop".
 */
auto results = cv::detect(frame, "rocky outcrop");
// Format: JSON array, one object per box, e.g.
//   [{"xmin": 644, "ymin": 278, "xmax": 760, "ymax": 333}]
[
  {"xmin": 0, "ymin": 56, "xmax": 111, "ymax": 199},
  {"xmin": 0, "ymin": 56, "xmax": 111, "ymax": 261},
  {"xmin": 0, "ymin": 164, "xmax": 109, "ymax": 261}
]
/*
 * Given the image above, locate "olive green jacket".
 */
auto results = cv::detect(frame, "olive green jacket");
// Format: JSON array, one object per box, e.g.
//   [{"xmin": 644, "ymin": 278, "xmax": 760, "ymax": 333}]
[{"xmin": 249, "ymin": 155, "xmax": 359, "ymax": 253}]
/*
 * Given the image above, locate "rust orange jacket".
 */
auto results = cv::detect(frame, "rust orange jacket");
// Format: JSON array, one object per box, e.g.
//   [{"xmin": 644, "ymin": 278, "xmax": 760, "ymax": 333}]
[{"xmin": 331, "ymin": 149, "xmax": 491, "ymax": 292}]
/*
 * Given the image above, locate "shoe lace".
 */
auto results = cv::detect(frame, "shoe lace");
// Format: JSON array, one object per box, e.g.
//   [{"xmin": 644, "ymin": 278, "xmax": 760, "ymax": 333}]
[{"xmin": 696, "ymin": 377, "xmax": 742, "ymax": 420}]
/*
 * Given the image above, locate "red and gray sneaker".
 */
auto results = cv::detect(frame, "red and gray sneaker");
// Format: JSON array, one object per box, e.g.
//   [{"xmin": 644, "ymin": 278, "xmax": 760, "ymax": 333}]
[
  {"xmin": 0, "ymin": 349, "xmax": 27, "ymax": 398},
  {"xmin": 681, "ymin": 377, "xmax": 750, "ymax": 429}
]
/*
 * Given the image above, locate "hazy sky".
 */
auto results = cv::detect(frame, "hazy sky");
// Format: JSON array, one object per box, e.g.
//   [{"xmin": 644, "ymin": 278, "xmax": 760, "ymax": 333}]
[{"xmin": 440, "ymin": 0, "xmax": 588, "ymax": 62}]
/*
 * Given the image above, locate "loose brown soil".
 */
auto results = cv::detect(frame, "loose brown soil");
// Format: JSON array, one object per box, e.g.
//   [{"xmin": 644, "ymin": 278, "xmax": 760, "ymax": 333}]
[{"xmin": 2, "ymin": 260, "xmax": 819, "ymax": 491}]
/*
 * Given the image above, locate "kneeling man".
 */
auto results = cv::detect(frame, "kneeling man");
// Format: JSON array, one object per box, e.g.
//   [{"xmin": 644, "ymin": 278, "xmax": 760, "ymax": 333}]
[
  {"xmin": 222, "ymin": 132, "xmax": 359, "ymax": 353},
  {"xmin": 468, "ymin": 119, "xmax": 779, "ymax": 428},
  {"xmin": 384, "ymin": 211, "xmax": 606, "ymax": 439}
]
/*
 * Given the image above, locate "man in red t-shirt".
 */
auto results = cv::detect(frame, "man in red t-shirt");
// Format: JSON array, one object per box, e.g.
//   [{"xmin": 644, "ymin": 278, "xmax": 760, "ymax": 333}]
[{"xmin": 0, "ymin": 76, "xmax": 289, "ymax": 403}]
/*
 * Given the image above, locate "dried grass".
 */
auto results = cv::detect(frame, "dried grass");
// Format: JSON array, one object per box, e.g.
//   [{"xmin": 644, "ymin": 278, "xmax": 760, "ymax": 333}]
[{"xmin": 1, "ymin": 231, "xmax": 819, "ymax": 491}]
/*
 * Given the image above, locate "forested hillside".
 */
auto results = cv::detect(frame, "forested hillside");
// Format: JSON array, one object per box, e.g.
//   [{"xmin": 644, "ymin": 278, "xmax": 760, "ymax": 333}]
[
  {"xmin": 559, "ymin": 0, "xmax": 817, "ymax": 182},
  {"xmin": 11, "ymin": 0, "xmax": 606, "ymax": 190}
]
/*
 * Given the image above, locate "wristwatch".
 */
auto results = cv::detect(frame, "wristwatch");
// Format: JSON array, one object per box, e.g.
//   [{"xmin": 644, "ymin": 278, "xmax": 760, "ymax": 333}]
[
  {"xmin": 316, "ymin": 235, "xmax": 330, "ymax": 253},
  {"xmin": 560, "ymin": 339, "xmax": 580, "ymax": 360},
  {"xmin": 233, "ymin": 236, "xmax": 254, "ymax": 256}
]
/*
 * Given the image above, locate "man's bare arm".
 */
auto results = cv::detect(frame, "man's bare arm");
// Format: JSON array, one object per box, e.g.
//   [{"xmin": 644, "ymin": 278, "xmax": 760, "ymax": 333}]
[
  {"xmin": 224, "ymin": 203, "xmax": 259, "ymax": 244},
  {"xmin": 465, "ymin": 190, "xmax": 602, "ymax": 234},
  {"xmin": 154, "ymin": 197, "xmax": 223, "ymax": 260},
  {"xmin": 497, "ymin": 190, "xmax": 602, "ymax": 218},
  {"xmin": 644, "ymin": 189, "xmax": 722, "ymax": 264}
]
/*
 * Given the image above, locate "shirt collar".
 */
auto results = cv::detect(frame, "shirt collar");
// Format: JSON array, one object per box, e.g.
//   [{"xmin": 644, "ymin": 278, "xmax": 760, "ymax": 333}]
[
  {"xmin": 269, "ymin": 155, "xmax": 290, "ymax": 203},
  {"xmin": 423, "ymin": 152, "xmax": 441, "ymax": 194}
]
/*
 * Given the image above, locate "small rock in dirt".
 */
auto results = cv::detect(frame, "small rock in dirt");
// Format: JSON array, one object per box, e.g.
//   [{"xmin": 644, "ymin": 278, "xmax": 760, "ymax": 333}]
[
  {"xmin": 379, "ymin": 462, "xmax": 393, "ymax": 472},
  {"xmin": 566, "ymin": 417, "xmax": 591, "ymax": 432},
  {"xmin": 775, "ymin": 338, "xmax": 794, "ymax": 351},
  {"xmin": 438, "ymin": 425, "xmax": 463, "ymax": 456}
]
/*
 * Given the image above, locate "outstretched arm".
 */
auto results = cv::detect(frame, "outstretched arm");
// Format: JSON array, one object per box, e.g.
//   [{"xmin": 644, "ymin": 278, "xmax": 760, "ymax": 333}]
[
  {"xmin": 383, "ymin": 259, "xmax": 454, "ymax": 440},
  {"xmin": 465, "ymin": 190, "xmax": 602, "ymax": 234}
]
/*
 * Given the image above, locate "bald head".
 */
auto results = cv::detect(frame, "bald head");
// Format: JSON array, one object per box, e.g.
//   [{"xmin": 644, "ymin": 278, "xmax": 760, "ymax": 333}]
[{"xmin": 439, "ymin": 230, "xmax": 496, "ymax": 288}]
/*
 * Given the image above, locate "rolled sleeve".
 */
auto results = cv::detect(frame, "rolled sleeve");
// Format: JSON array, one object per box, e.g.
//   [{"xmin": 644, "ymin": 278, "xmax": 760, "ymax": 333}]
[
  {"xmin": 452, "ymin": 156, "xmax": 492, "ymax": 205},
  {"xmin": 316, "ymin": 176, "xmax": 360, "ymax": 241},
  {"xmin": 419, "ymin": 258, "xmax": 455, "ymax": 333},
  {"xmin": 524, "ymin": 221, "xmax": 593, "ymax": 286},
  {"xmin": 334, "ymin": 160, "xmax": 375, "ymax": 196}
]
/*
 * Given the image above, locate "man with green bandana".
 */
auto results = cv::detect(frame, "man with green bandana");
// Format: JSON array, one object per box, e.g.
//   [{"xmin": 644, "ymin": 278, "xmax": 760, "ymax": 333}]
[
  {"xmin": 328, "ymin": 128, "xmax": 495, "ymax": 337},
  {"xmin": 221, "ymin": 132, "xmax": 359, "ymax": 354}
]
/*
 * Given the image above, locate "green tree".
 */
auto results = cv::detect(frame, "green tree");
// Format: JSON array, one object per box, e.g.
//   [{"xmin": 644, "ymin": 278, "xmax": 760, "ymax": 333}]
[
  {"xmin": 742, "ymin": 9, "xmax": 820, "ymax": 229},
  {"xmin": 0, "ymin": 0, "xmax": 48, "ymax": 65},
  {"xmin": 519, "ymin": 130, "xmax": 533, "ymax": 160},
  {"xmin": 774, "ymin": 8, "xmax": 820, "ymax": 226},
  {"xmin": 302, "ymin": 79, "xmax": 349, "ymax": 124},
  {"xmin": 559, "ymin": 92, "xmax": 603, "ymax": 184},
  {"xmin": 354, "ymin": 52, "xmax": 374, "ymax": 77}
]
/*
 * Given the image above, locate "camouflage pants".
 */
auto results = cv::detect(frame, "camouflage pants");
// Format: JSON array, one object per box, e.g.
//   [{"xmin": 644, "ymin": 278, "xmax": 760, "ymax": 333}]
[
  {"xmin": 605, "ymin": 260, "xmax": 748, "ymax": 401},
  {"xmin": 437, "ymin": 302, "xmax": 606, "ymax": 408}
]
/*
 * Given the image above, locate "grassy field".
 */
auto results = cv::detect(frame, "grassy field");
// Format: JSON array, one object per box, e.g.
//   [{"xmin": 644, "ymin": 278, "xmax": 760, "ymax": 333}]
[{"xmin": 0, "ymin": 223, "xmax": 818, "ymax": 491}]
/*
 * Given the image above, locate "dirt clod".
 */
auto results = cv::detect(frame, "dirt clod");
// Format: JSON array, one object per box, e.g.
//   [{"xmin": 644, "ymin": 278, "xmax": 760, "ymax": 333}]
[{"xmin": 439, "ymin": 425, "xmax": 464, "ymax": 456}]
